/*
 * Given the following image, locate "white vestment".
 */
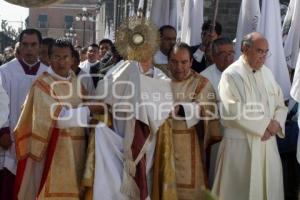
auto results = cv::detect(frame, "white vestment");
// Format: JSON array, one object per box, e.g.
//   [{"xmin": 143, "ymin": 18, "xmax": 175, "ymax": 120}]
[
  {"xmin": 0, "ymin": 74, "xmax": 9, "ymax": 128},
  {"xmin": 0, "ymin": 59, "xmax": 47, "ymax": 174},
  {"xmin": 79, "ymin": 60, "xmax": 99, "ymax": 73},
  {"xmin": 212, "ymin": 56, "xmax": 288, "ymax": 200},
  {"xmin": 201, "ymin": 64, "xmax": 222, "ymax": 102},
  {"xmin": 93, "ymin": 61, "xmax": 173, "ymax": 200},
  {"xmin": 201, "ymin": 63, "xmax": 223, "ymax": 187},
  {"xmin": 153, "ymin": 50, "xmax": 168, "ymax": 65}
]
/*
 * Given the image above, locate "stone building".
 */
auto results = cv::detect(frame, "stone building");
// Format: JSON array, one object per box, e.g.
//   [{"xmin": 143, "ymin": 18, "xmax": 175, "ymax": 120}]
[{"xmin": 27, "ymin": 0, "xmax": 98, "ymax": 47}]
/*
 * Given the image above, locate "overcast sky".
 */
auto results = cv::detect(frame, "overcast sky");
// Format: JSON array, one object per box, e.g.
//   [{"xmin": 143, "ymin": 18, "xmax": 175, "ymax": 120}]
[{"xmin": 0, "ymin": 0, "xmax": 29, "ymax": 30}]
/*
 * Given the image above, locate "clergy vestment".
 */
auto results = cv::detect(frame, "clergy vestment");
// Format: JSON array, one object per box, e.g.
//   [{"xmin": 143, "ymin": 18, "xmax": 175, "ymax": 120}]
[
  {"xmin": 201, "ymin": 64, "xmax": 222, "ymax": 102},
  {"xmin": 152, "ymin": 70, "xmax": 221, "ymax": 200},
  {"xmin": 0, "ymin": 58, "xmax": 47, "ymax": 200},
  {"xmin": 201, "ymin": 64, "xmax": 223, "ymax": 186},
  {"xmin": 0, "ymin": 74, "xmax": 9, "ymax": 128},
  {"xmin": 212, "ymin": 56, "xmax": 288, "ymax": 200},
  {"xmin": 79, "ymin": 60, "xmax": 99, "ymax": 74},
  {"xmin": 14, "ymin": 68, "xmax": 87, "ymax": 200},
  {"xmin": 83, "ymin": 60, "xmax": 173, "ymax": 200},
  {"xmin": 153, "ymin": 50, "xmax": 171, "ymax": 77}
]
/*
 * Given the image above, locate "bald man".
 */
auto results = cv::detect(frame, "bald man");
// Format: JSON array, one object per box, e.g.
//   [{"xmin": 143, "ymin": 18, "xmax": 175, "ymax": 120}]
[{"xmin": 212, "ymin": 32, "xmax": 288, "ymax": 200}]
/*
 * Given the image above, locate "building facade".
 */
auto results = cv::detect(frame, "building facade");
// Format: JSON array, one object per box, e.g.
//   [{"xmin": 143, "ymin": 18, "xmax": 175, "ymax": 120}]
[
  {"xmin": 26, "ymin": 0, "xmax": 290, "ymax": 45},
  {"xmin": 27, "ymin": 0, "xmax": 98, "ymax": 47}
]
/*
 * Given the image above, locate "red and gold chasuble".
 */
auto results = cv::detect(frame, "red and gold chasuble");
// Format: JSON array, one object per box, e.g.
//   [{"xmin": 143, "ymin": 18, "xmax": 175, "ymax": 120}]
[
  {"xmin": 152, "ymin": 71, "xmax": 221, "ymax": 200},
  {"xmin": 14, "ymin": 72, "xmax": 86, "ymax": 200}
]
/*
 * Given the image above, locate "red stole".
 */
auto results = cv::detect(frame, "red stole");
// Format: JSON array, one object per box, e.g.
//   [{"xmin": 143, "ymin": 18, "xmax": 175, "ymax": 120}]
[
  {"xmin": 132, "ymin": 120, "xmax": 150, "ymax": 200},
  {"xmin": 18, "ymin": 59, "xmax": 41, "ymax": 75}
]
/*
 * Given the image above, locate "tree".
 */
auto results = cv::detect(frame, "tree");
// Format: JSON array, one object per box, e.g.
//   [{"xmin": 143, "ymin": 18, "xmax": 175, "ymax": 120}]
[{"xmin": 0, "ymin": 19, "xmax": 21, "ymax": 40}]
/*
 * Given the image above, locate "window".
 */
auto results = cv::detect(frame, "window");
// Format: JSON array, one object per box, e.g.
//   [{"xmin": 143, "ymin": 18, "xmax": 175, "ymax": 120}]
[
  {"xmin": 65, "ymin": 16, "xmax": 74, "ymax": 29},
  {"xmin": 38, "ymin": 14, "xmax": 48, "ymax": 28}
]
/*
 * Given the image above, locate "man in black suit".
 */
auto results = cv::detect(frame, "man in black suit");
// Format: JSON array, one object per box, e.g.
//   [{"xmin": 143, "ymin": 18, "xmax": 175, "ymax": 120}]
[{"xmin": 191, "ymin": 20, "xmax": 222, "ymax": 73}]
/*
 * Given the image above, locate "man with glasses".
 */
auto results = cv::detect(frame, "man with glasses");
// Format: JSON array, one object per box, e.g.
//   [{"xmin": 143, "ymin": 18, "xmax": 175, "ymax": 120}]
[
  {"xmin": 0, "ymin": 29, "xmax": 48, "ymax": 200},
  {"xmin": 201, "ymin": 37, "xmax": 235, "ymax": 102},
  {"xmin": 212, "ymin": 32, "xmax": 287, "ymax": 200},
  {"xmin": 201, "ymin": 37, "xmax": 235, "ymax": 186},
  {"xmin": 14, "ymin": 39, "xmax": 103, "ymax": 200},
  {"xmin": 153, "ymin": 25, "xmax": 177, "ymax": 76}
]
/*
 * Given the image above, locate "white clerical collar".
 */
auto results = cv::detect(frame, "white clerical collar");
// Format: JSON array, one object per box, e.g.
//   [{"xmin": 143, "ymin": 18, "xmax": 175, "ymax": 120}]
[
  {"xmin": 193, "ymin": 48, "xmax": 204, "ymax": 63},
  {"xmin": 154, "ymin": 50, "xmax": 168, "ymax": 64},
  {"xmin": 22, "ymin": 59, "xmax": 39, "ymax": 67},
  {"xmin": 138, "ymin": 63, "xmax": 154, "ymax": 77},
  {"xmin": 47, "ymin": 67, "xmax": 71, "ymax": 81}
]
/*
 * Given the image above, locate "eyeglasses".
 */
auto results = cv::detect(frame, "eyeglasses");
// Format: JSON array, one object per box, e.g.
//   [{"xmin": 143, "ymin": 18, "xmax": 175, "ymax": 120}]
[
  {"xmin": 217, "ymin": 51, "xmax": 235, "ymax": 58},
  {"xmin": 51, "ymin": 55, "xmax": 72, "ymax": 62},
  {"xmin": 254, "ymin": 48, "xmax": 272, "ymax": 58}
]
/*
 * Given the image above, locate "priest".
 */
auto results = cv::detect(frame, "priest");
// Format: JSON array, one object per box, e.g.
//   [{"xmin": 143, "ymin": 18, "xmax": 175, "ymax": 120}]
[
  {"xmin": 200, "ymin": 37, "xmax": 234, "ymax": 186},
  {"xmin": 152, "ymin": 42, "xmax": 221, "ymax": 199},
  {"xmin": 153, "ymin": 25, "xmax": 177, "ymax": 77},
  {"xmin": 0, "ymin": 29, "xmax": 48, "ymax": 200},
  {"xmin": 13, "ymin": 39, "xmax": 103, "ymax": 200},
  {"xmin": 212, "ymin": 32, "xmax": 288, "ymax": 200}
]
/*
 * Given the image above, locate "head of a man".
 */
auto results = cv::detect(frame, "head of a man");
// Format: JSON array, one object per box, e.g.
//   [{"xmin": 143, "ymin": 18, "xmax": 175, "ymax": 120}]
[
  {"xmin": 241, "ymin": 32, "xmax": 269, "ymax": 70},
  {"xmin": 18, "ymin": 29, "xmax": 42, "ymax": 65},
  {"xmin": 49, "ymin": 39, "xmax": 74, "ymax": 77},
  {"xmin": 139, "ymin": 57, "xmax": 153, "ymax": 73},
  {"xmin": 4, "ymin": 46, "xmax": 14, "ymax": 56},
  {"xmin": 87, "ymin": 43, "xmax": 100, "ymax": 63},
  {"xmin": 159, "ymin": 25, "xmax": 177, "ymax": 56},
  {"xmin": 211, "ymin": 37, "xmax": 235, "ymax": 72},
  {"xmin": 98, "ymin": 39, "xmax": 113, "ymax": 59},
  {"xmin": 201, "ymin": 20, "xmax": 222, "ymax": 47},
  {"xmin": 40, "ymin": 37, "xmax": 55, "ymax": 66},
  {"xmin": 168, "ymin": 42, "xmax": 193, "ymax": 81},
  {"xmin": 3, "ymin": 46, "xmax": 14, "ymax": 62}
]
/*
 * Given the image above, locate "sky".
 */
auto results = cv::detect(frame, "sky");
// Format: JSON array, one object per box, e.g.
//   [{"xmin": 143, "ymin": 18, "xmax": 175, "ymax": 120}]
[{"xmin": 0, "ymin": 0, "xmax": 29, "ymax": 30}]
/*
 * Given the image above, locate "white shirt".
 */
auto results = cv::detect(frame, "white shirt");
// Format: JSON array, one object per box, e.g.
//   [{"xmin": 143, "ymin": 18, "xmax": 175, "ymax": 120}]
[
  {"xmin": 193, "ymin": 48, "xmax": 205, "ymax": 63},
  {"xmin": 79, "ymin": 60, "xmax": 99, "ymax": 73},
  {"xmin": 201, "ymin": 64, "xmax": 222, "ymax": 101},
  {"xmin": 153, "ymin": 50, "xmax": 168, "ymax": 65}
]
